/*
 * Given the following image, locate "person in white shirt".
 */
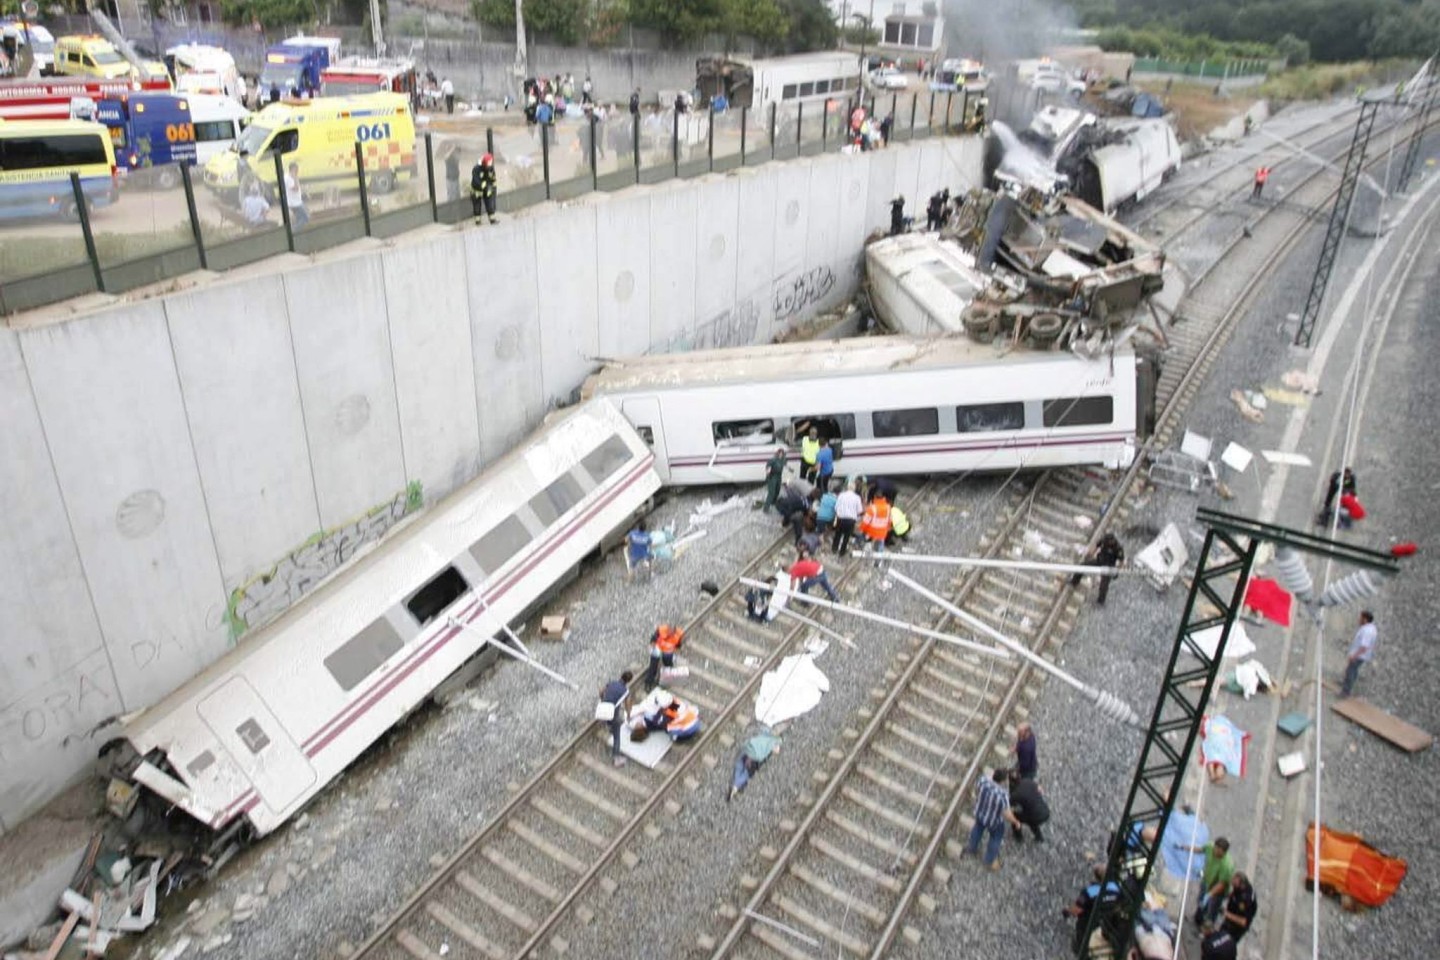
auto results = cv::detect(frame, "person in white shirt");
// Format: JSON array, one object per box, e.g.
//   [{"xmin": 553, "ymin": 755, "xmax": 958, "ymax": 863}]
[
  {"xmin": 1339, "ymin": 610, "xmax": 1378, "ymax": 697},
  {"xmin": 283, "ymin": 162, "xmax": 308, "ymax": 228},
  {"xmin": 831, "ymin": 482, "xmax": 864, "ymax": 555},
  {"xmin": 441, "ymin": 76, "xmax": 455, "ymax": 114},
  {"xmin": 241, "ymin": 183, "xmax": 270, "ymax": 226}
]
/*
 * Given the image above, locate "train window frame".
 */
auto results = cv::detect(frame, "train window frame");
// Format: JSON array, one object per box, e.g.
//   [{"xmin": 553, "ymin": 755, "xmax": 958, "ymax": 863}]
[
  {"xmin": 235, "ymin": 718, "xmax": 271, "ymax": 754},
  {"xmin": 955, "ymin": 401, "xmax": 1026, "ymax": 433},
  {"xmin": 324, "ymin": 618, "xmax": 405, "ymax": 693},
  {"xmin": 186, "ymin": 750, "xmax": 216, "ymax": 778},
  {"xmin": 468, "ymin": 515, "xmax": 533, "ymax": 577},
  {"xmin": 791, "ymin": 413, "xmax": 857, "ymax": 443},
  {"xmin": 815, "ymin": 80, "xmax": 830, "ymax": 94},
  {"xmin": 799, "ymin": 81, "xmax": 815, "ymax": 97},
  {"xmin": 1042, "ymin": 396, "xmax": 1114, "ymax": 428},
  {"xmin": 528, "ymin": 472, "xmax": 587, "ymax": 526},
  {"xmin": 782, "ymin": 83, "xmax": 798, "ymax": 99},
  {"xmin": 871, "ymin": 407, "xmax": 940, "ymax": 438},
  {"xmin": 404, "ymin": 565, "xmax": 471, "ymax": 627},
  {"xmin": 579, "ymin": 434, "xmax": 632, "ymax": 483},
  {"xmin": 713, "ymin": 418, "xmax": 776, "ymax": 445}
]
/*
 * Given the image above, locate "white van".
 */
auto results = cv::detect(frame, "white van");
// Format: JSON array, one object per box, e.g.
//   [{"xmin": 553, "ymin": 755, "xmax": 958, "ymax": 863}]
[
  {"xmin": 166, "ymin": 44, "xmax": 243, "ymax": 102},
  {"xmin": 186, "ymin": 92, "xmax": 251, "ymax": 165}
]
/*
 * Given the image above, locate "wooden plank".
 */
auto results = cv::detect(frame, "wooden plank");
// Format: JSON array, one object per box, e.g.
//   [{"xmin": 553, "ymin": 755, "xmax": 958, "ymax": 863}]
[
  {"xmin": 1331, "ymin": 697, "xmax": 1433, "ymax": 752},
  {"xmin": 41, "ymin": 912, "xmax": 80, "ymax": 960}
]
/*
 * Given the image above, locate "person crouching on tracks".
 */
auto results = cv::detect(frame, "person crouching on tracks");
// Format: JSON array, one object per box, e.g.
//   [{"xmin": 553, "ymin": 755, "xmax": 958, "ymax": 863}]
[
  {"xmin": 789, "ymin": 550, "xmax": 840, "ymax": 602},
  {"xmin": 1070, "ymin": 533, "xmax": 1125, "ymax": 606},
  {"xmin": 645, "ymin": 623, "xmax": 684, "ymax": 690},
  {"xmin": 470, "ymin": 153, "xmax": 498, "ymax": 224},
  {"xmin": 859, "ymin": 491, "xmax": 892, "ymax": 563},
  {"xmin": 660, "ymin": 696, "xmax": 702, "ymax": 741},
  {"xmin": 883, "ymin": 504, "xmax": 911, "ymax": 547}
]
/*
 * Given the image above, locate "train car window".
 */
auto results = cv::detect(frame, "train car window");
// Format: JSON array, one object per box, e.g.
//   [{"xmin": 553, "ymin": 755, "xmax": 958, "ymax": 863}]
[
  {"xmin": 529, "ymin": 473, "xmax": 587, "ymax": 526},
  {"xmin": 324, "ymin": 618, "xmax": 405, "ymax": 692},
  {"xmin": 871, "ymin": 408, "xmax": 940, "ymax": 438},
  {"xmin": 1042, "ymin": 396, "xmax": 1114, "ymax": 428},
  {"xmin": 956, "ymin": 402, "xmax": 1026, "ymax": 433},
  {"xmin": 815, "ymin": 80, "xmax": 830, "ymax": 94},
  {"xmin": 782, "ymin": 84, "xmax": 798, "ymax": 99},
  {"xmin": 580, "ymin": 434, "xmax": 633, "ymax": 482},
  {"xmin": 186, "ymin": 750, "xmax": 216, "ymax": 778},
  {"xmin": 635, "ymin": 426, "xmax": 655, "ymax": 445},
  {"xmin": 405, "ymin": 565, "xmax": 471, "ymax": 627},
  {"xmin": 792, "ymin": 413, "xmax": 857, "ymax": 441},
  {"xmin": 235, "ymin": 718, "xmax": 271, "ymax": 754},
  {"xmin": 713, "ymin": 418, "xmax": 775, "ymax": 444},
  {"xmin": 469, "ymin": 516, "xmax": 533, "ymax": 576},
  {"xmin": 799, "ymin": 82, "xmax": 815, "ymax": 97}
]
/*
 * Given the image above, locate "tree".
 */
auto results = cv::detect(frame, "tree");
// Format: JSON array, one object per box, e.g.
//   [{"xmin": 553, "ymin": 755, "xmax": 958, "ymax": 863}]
[
  {"xmin": 220, "ymin": 0, "xmax": 312, "ymax": 28},
  {"xmin": 1274, "ymin": 32, "xmax": 1310, "ymax": 66},
  {"xmin": 775, "ymin": 0, "xmax": 836, "ymax": 52}
]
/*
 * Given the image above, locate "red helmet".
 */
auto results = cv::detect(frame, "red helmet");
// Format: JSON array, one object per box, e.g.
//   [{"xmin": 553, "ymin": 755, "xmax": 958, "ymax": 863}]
[{"xmin": 481, "ymin": 153, "xmax": 493, "ymax": 165}]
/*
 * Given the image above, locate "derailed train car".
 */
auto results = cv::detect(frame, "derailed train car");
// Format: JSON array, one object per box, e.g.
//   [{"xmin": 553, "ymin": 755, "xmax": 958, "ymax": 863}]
[{"xmin": 112, "ymin": 399, "xmax": 659, "ymax": 838}]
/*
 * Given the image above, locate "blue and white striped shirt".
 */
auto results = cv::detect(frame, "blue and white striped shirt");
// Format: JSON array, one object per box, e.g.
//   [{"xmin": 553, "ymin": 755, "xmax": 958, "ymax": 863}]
[{"xmin": 974, "ymin": 777, "xmax": 1010, "ymax": 829}]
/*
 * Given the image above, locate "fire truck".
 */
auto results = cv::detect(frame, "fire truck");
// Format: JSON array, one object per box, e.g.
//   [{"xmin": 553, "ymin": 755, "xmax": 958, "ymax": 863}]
[
  {"xmin": 320, "ymin": 57, "xmax": 417, "ymax": 98},
  {"xmin": 0, "ymin": 75, "xmax": 169, "ymax": 121}
]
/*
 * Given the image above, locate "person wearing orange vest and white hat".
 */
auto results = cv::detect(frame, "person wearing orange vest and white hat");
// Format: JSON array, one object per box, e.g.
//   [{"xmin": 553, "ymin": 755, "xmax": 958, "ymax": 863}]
[
  {"xmin": 661, "ymin": 697, "xmax": 702, "ymax": 741},
  {"xmin": 645, "ymin": 623, "xmax": 685, "ymax": 690},
  {"xmin": 859, "ymin": 492, "xmax": 892, "ymax": 562}
]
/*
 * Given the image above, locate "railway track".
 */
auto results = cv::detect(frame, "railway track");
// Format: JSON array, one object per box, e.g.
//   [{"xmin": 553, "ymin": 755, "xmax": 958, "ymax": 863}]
[
  {"xmin": 694, "ymin": 94, "xmax": 1440, "ymax": 960},
  {"xmin": 352, "ymin": 523, "xmax": 874, "ymax": 960}
]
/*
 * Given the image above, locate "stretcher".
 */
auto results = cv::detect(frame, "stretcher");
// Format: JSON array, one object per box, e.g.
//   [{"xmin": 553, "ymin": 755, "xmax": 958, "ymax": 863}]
[{"xmin": 1304, "ymin": 822, "xmax": 1407, "ymax": 908}]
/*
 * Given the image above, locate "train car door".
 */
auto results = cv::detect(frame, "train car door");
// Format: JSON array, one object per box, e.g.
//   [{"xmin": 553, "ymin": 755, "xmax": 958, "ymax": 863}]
[
  {"xmin": 621, "ymin": 396, "xmax": 670, "ymax": 481},
  {"xmin": 197, "ymin": 676, "xmax": 317, "ymax": 814}
]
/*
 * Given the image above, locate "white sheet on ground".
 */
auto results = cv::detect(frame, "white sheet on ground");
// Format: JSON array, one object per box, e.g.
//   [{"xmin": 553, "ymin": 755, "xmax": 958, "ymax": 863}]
[
  {"xmin": 755, "ymin": 654, "xmax": 830, "ymax": 726},
  {"xmin": 619, "ymin": 724, "xmax": 674, "ymax": 768},
  {"xmin": 1191, "ymin": 622, "xmax": 1256, "ymax": 660}
]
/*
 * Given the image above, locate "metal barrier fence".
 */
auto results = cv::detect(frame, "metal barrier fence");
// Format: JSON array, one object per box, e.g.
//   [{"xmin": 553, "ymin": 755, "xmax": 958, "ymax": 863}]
[
  {"xmin": 1132, "ymin": 56, "xmax": 1273, "ymax": 79},
  {"xmin": 0, "ymin": 90, "xmax": 975, "ymax": 317}
]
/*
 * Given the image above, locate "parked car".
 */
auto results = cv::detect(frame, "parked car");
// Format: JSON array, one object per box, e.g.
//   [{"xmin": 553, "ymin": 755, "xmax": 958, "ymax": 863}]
[
  {"xmin": 1031, "ymin": 62, "xmax": 1085, "ymax": 97},
  {"xmin": 870, "ymin": 66, "xmax": 909, "ymax": 91}
]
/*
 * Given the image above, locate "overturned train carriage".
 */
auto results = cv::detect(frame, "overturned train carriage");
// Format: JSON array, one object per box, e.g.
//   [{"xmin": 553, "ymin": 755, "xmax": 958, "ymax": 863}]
[{"xmin": 116, "ymin": 400, "xmax": 660, "ymax": 838}]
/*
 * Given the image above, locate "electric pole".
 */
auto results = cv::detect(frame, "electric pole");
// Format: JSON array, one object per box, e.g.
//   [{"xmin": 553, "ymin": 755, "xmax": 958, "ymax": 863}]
[{"xmin": 514, "ymin": 0, "xmax": 528, "ymax": 104}]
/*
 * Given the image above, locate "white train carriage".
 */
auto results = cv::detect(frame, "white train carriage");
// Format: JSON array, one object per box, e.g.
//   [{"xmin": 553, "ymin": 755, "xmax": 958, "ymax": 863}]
[
  {"xmin": 118, "ymin": 400, "xmax": 659, "ymax": 837},
  {"xmin": 581, "ymin": 336, "xmax": 1145, "ymax": 486},
  {"xmin": 1074, "ymin": 118, "xmax": 1182, "ymax": 214}
]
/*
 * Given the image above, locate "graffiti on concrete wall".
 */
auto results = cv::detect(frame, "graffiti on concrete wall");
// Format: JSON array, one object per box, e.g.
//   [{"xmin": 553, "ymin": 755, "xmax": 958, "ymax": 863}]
[
  {"xmin": 224, "ymin": 481, "xmax": 424, "ymax": 640},
  {"xmin": 773, "ymin": 265, "xmax": 836, "ymax": 321},
  {"xmin": 651, "ymin": 297, "xmax": 761, "ymax": 355}
]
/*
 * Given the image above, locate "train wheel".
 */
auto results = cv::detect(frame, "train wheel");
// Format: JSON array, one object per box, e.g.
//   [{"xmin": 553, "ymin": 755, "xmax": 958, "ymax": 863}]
[
  {"xmin": 155, "ymin": 167, "xmax": 180, "ymax": 191},
  {"xmin": 371, "ymin": 169, "xmax": 396, "ymax": 194},
  {"xmin": 1028, "ymin": 312, "xmax": 1064, "ymax": 345}
]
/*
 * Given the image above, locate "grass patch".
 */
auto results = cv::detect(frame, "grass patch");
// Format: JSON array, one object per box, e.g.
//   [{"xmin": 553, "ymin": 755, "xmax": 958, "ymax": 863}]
[
  {"xmin": 1257, "ymin": 60, "xmax": 1419, "ymax": 102},
  {"xmin": 1133, "ymin": 79, "xmax": 1255, "ymax": 141}
]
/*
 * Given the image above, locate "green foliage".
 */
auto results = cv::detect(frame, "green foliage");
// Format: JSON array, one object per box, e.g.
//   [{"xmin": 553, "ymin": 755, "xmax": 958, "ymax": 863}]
[
  {"xmin": 1074, "ymin": 0, "xmax": 1440, "ymax": 62},
  {"xmin": 773, "ymin": 0, "xmax": 836, "ymax": 53},
  {"xmin": 1096, "ymin": 24, "xmax": 1273, "ymax": 61},
  {"xmin": 220, "ymin": 0, "xmax": 313, "ymax": 28},
  {"xmin": 472, "ymin": 0, "xmax": 514, "ymax": 28},
  {"xmin": 474, "ymin": 0, "xmax": 595, "ymax": 45},
  {"xmin": 1274, "ymin": 33, "xmax": 1311, "ymax": 67},
  {"xmin": 841, "ymin": 24, "xmax": 880, "ymax": 45}
]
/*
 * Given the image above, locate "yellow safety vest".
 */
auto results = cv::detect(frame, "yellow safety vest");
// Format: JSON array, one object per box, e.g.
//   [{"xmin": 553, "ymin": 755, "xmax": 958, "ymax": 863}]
[
  {"xmin": 801, "ymin": 436, "xmax": 820, "ymax": 465},
  {"xmin": 891, "ymin": 507, "xmax": 910, "ymax": 537}
]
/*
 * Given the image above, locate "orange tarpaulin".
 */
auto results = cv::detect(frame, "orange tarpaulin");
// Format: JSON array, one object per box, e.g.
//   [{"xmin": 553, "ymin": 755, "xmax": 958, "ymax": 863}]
[{"xmin": 1305, "ymin": 823, "xmax": 1407, "ymax": 908}]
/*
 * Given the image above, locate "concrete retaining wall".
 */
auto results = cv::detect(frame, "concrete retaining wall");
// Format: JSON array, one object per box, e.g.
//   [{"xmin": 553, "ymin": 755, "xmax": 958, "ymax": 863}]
[{"xmin": 0, "ymin": 135, "xmax": 983, "ymax": 833}]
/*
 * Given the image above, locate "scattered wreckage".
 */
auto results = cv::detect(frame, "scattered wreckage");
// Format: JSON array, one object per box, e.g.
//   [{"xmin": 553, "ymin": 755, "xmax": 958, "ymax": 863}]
[{"xmin": 866, "ymin": 187, "xmax": 1168, "ymax": 363}]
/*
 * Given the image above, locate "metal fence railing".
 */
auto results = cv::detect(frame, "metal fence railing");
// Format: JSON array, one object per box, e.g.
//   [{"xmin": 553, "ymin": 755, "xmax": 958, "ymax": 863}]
[
  {"xmin": 1132, "ymin": 57, "xmax": 1274, "ymax": 79},
  {"xmin": 0, "ymin": 90, "xmax": 975, "ymax": 317}
]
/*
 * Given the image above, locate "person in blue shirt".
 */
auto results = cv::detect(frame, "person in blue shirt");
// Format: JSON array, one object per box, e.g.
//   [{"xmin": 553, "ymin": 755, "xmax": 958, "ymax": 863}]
[
  {"xmin": 815, "ymin": 482, "xmax": 839, "ymax": 538},
  {"xmin": 598, "ymin": 671, "xmax": 633, "ymax": 766},
  {"xmin": 816, "ymin": 439, "xmax": 835, "ymax": 487},
  {"xmin": 626, "ymin": 520, "xmax": 652, "ymax": 579},
  {"xmin": 1063, "ymin": 864, "xmax": 1124, "ymax": 953}
]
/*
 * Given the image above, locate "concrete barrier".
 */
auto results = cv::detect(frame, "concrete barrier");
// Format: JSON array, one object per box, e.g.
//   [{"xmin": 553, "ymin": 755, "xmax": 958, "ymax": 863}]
[{"xmin": 0, "ymin": 136, "xmax": 982, "ymax": 833}]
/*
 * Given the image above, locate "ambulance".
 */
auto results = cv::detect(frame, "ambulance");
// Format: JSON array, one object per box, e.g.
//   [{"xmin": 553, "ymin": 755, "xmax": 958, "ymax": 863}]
[
  {"xmin": 202, "ymin": 92, "xmax": 414, "ymax": 201},
  {"xmin": 53, "ymin": 35, "xmax": 132, "ymax": 80}
]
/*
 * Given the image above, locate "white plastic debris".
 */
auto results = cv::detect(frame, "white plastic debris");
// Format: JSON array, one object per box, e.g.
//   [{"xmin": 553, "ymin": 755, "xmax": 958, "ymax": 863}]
[
  {"xmin": 755, "ymin": 655, "xmax": 830, "ymax": 726},
  {"xmin": 1133, "ymin": 523, "xmax": 1189, "ymax": 590}
]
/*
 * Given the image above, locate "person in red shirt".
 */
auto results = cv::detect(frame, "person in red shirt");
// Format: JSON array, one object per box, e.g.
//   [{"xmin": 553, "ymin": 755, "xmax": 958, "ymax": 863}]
[{"xmin": 789, "ymin": 553, "xmax": 840, "ymax": 602}]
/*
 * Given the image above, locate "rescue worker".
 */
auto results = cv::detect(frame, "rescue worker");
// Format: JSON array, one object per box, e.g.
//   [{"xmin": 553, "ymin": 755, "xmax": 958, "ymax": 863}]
[
  {"xmin": 884, "ymin": 504, "xmax": 911, "ymax": 547},
  {"xmin": 860, "ymin": 492, "xmax": 892, "ymax": 561},
  {"xmin": 660, "ymin": 696, "xmax": 702, "ymax": 741},
  {"xmin": 889, "ymin": 195, "xmax": 907, "ymax": 235},
  {"xmin": 598, "ymin": 670, "xmax": 633, "ymax": 767},
  {"xmin": 645, "ymin": 623, "xmax": 684, "ymax": 690},
  {"xmin": 471, "ymin": 153, "xmax": 498, "ymax": 224},
  {"xmin": 626, "ymin": 519, "xmax": 653, "ymax": 580},
  {"xmin": 1252, "ymin": 166, "xmax": 1269, "ymax": 200},
  {"xmin": 1070, "ymin": 533, "xmax": 1125, "ymax": 606},
  {"xmin": 800, "ymin": 427, "xmax": 821, "ymax": 483},
  {"xmin": 762, "ymin": 446, "xmax": 788, "ymax": 513}
]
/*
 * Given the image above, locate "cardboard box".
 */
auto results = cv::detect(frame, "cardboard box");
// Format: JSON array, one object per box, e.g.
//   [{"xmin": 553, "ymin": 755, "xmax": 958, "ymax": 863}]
[{"xmin": 540, "ymin": 615, "xmax": 569, "ymax": 640}]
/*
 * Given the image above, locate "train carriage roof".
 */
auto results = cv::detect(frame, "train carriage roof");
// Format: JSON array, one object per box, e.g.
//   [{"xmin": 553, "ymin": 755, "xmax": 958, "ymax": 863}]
[{"xmin": 583, "ymin": 334, "xmax": 1130, "ymax": 396}]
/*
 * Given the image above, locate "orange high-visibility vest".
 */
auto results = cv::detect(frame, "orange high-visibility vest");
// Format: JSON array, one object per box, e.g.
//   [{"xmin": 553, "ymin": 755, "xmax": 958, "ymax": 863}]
[
  {"xmin": 664, "ymin": 701, "xmax": 699, "ymax": 733},
  {"xmin": 654, "ymin": 625, "xmax": 684, "ymax": 655},
  {"xmin": 861, "ymin": 497, "xmax": 891, "ymax": 540},
  {"xmin": 1255, "ymin": 166, "xmax": 1269, "ymax": 185}
]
